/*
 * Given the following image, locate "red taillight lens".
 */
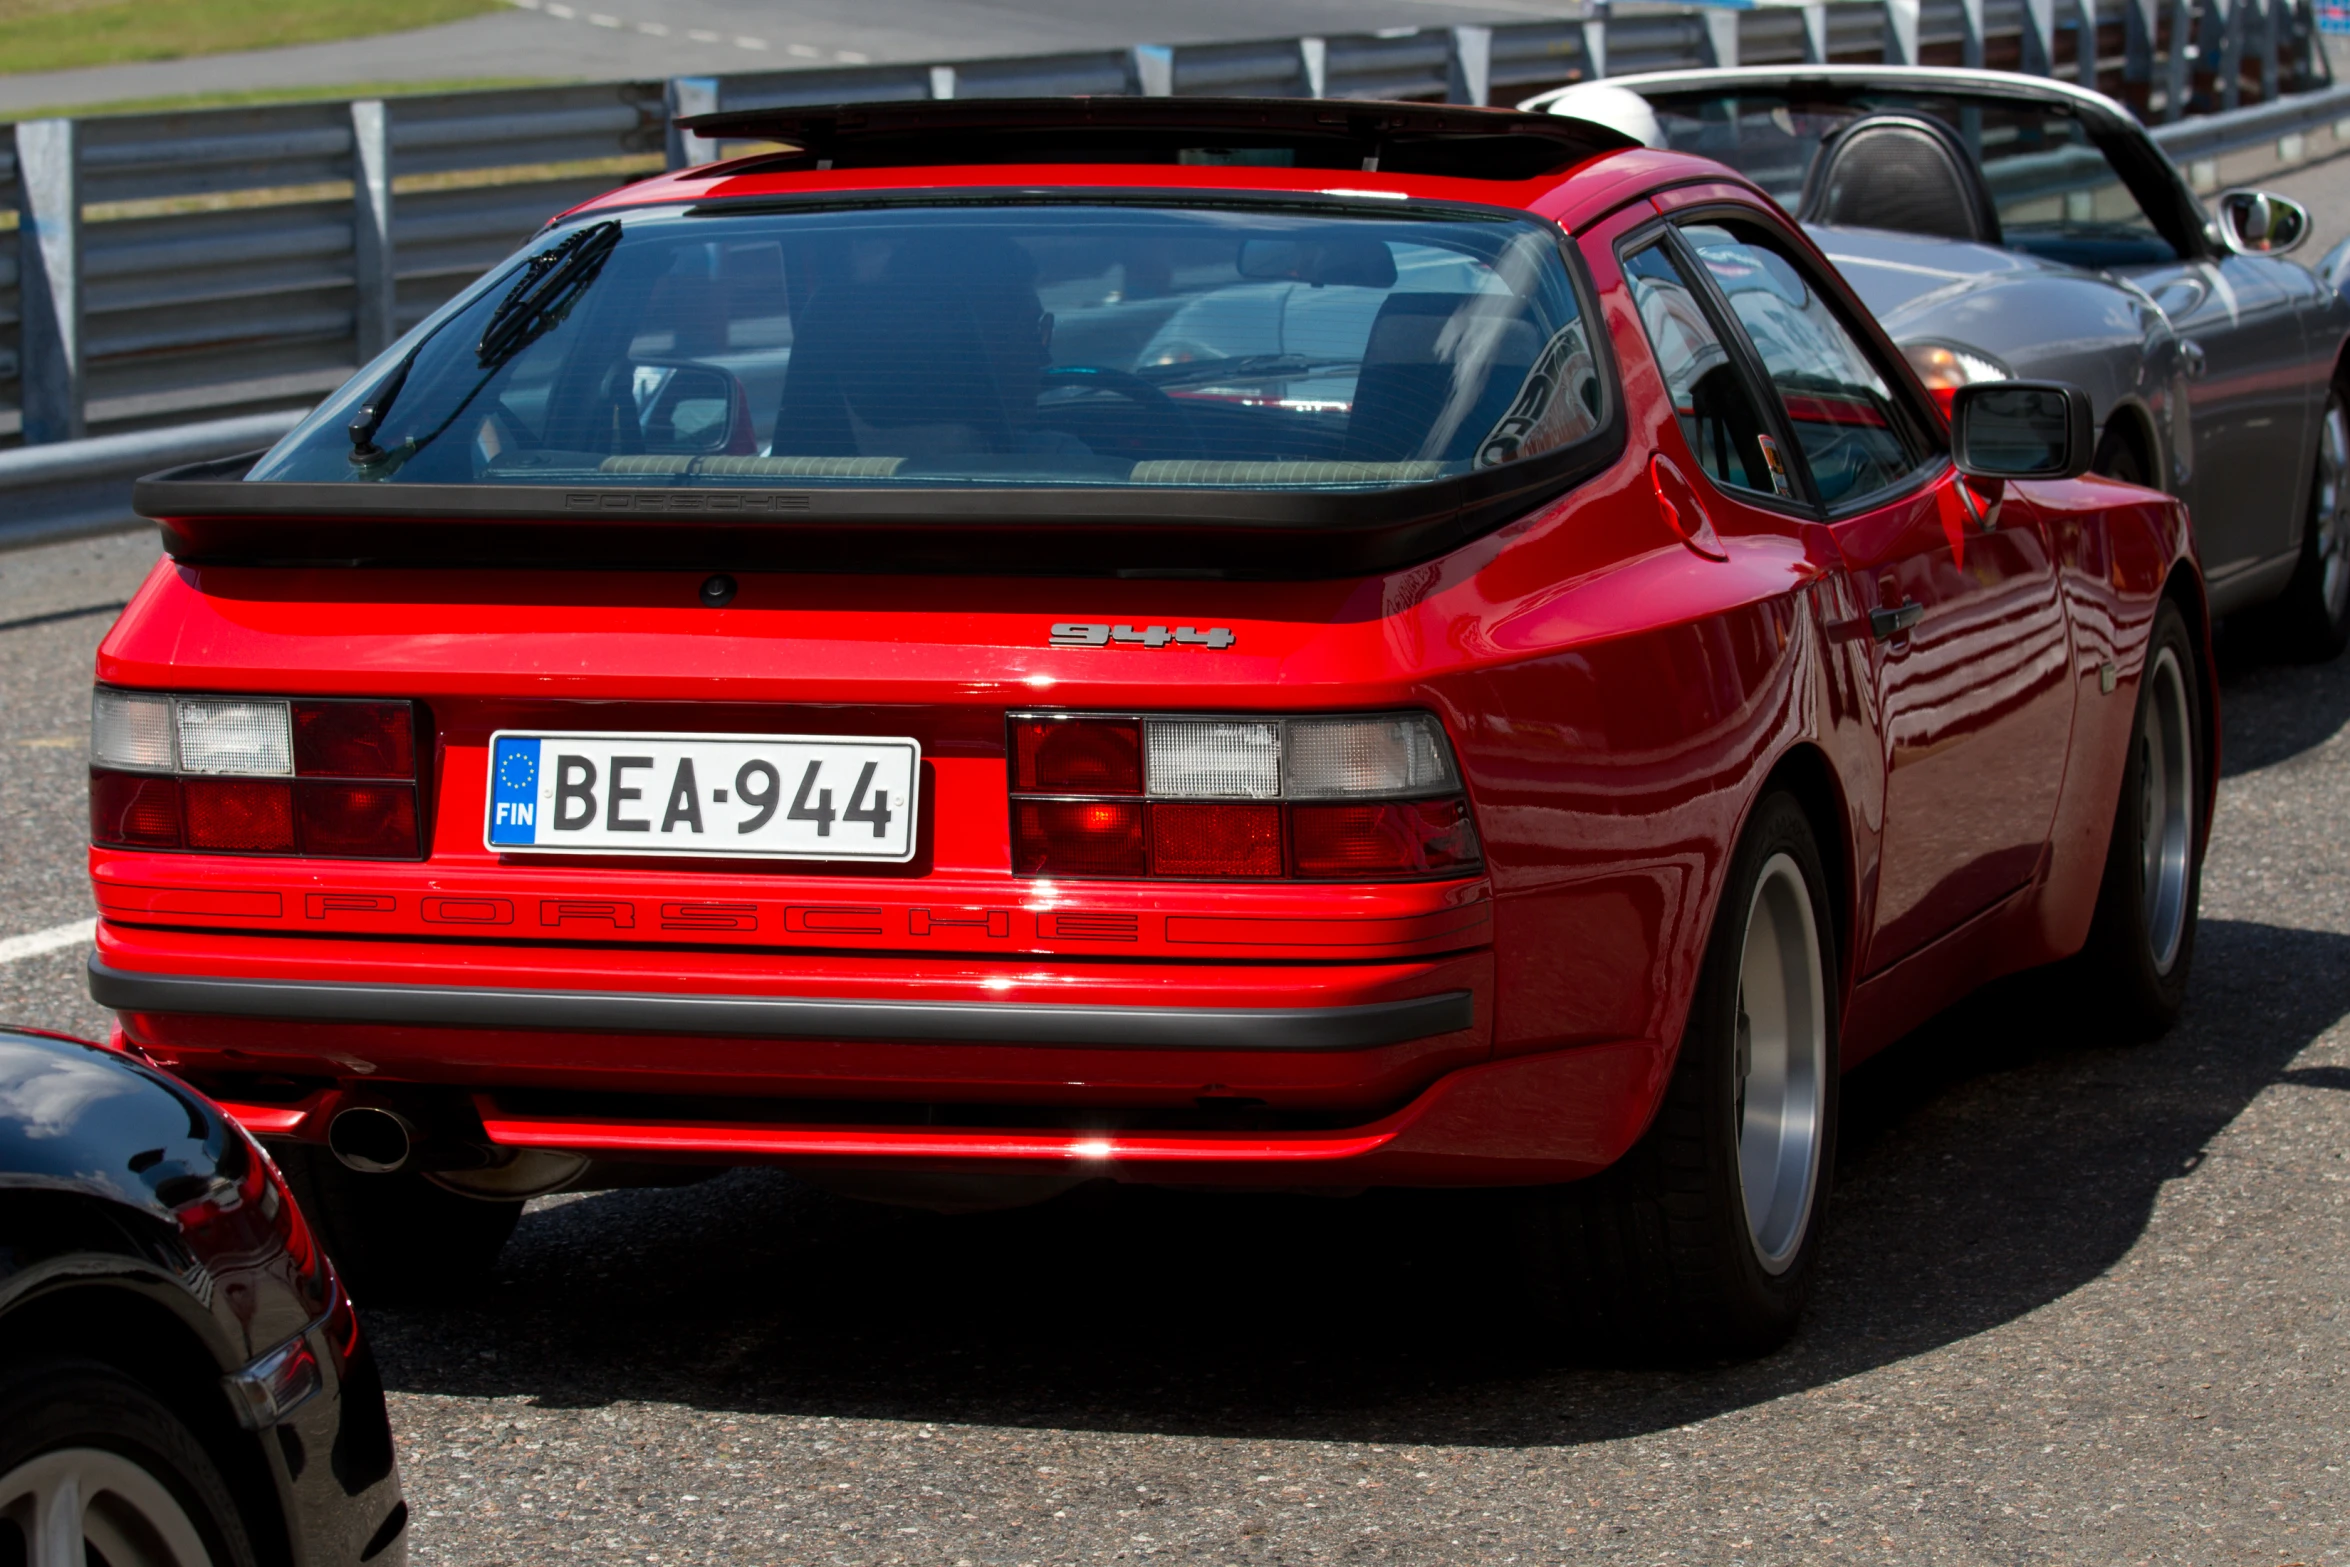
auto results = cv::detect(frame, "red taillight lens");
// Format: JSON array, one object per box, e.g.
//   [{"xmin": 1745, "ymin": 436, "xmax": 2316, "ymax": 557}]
[
  {"xmin": 1014, "ymin": 719, "xmax": 1142, "ymax": 794},
  {"xmin": 1007, "ymin": 712, "xmax": 1485, "ymax": 881},
  {"xmin": 297, "ymin": 781, "xmax": 419, "ymax": 858},
  {"xmin": 1013, "ymin": 799, "xmax": 1147, "ymax": 876},
  {"xmin": 1292, "ymin": 798, "xmax": 1481, "ymax": 878},
  {"xmin": 183, "ymin": 779, "xmax": 297, "ymax": 852},
  {"xmin": 91, "ymin": 771, "xmax": 182, "ymax": 848},
  {"xmin": 1149, "ymin": 802, "xmax": 1283, "ymax": 877},
  {"xmin": 293, "ymin": 701, "xmax": 415, "ymax": 778},
  {"xmin": 92, "ymin": 690, "xmax": 424, "ymax": 860}
]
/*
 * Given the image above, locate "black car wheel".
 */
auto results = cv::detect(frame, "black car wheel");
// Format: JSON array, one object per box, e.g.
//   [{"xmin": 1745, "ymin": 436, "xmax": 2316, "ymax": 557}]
[
  {"xmin": 2078, "ymin": 599, "xmax": 2205, "ymax": 1039},
  {"xmin": 2091, "ymin": 420, "xmax": 2152, "ymax": 488},
  {"xmin": 2279, "ymin": 389, "xmax": 2350, "ymax": 661},
  {"xmin": 272, "ymin": 1141, "xmax": 524, "ymax": 1304},
  {"xmin": 0, "ymin": 1359, "xmax": 260, "ymax": 1567},
  {"xmin": 1517, "ymin": 791, "xmax": 1839, "ymax": 1358}
]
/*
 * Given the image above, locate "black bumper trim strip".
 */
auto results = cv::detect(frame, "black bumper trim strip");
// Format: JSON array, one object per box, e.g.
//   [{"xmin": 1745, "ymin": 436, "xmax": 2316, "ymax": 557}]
[{"xmin": 88, "ymin": 958, "xmax": 1474, "ymax": 1052}]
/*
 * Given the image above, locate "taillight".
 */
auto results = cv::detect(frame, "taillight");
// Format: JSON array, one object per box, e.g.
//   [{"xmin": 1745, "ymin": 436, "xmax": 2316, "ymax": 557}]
[
  {"xmin": 1008, "ymin": 711, "xmax": 1481, "ymax": 881},
  {"xmin": 91, "ymin": 690, "xmax": 424, "ymax": 859}
]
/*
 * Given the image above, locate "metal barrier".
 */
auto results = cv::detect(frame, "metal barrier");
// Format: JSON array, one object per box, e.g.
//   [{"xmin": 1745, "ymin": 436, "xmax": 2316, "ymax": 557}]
[
  {"xmin": 0, "ymin": 409, "xmax": 303, "ymax": 550},
  {"xmin": 0, "ymin": 0, "xmax": 2340, "ymax": 545}
]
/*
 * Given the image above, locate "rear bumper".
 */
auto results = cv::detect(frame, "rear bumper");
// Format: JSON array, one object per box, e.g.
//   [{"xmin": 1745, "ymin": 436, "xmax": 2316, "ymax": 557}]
[
  {"xmin": 206, "ymin": 1042, "xmax": 1664, "ymax": 1188},
  {"xmin": 93, "ymin": 926, "xmax": 1665, "ymax": 1185},
  {"xmin": 89, "ymin": 959, "xmax": 1472, "ymax": 1052}
]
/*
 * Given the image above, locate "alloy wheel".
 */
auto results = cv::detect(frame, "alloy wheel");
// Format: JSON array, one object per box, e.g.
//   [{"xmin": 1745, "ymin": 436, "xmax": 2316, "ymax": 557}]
[
  {"xmin": 2315, "ymin": 396, "xmax": 2350, "ymax": 632},
  {"xmin": 1734, "ymin": 852, "xmax": 1828, "ymax": 1275},
  {"xmin": 2138, "ymin": 645, "xmax": 2196, "ymax": 975},
  {"xmin": 0, "ymin": 1447, "xmax": 215, "ymax": 1567}
]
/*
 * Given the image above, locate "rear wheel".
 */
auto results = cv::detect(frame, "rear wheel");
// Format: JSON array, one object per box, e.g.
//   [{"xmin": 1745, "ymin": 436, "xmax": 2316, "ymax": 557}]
[
  {"xmin": 1517, "ymin": 792, "xmax": 1838, "ymax": 1358},
  {"xmin": 0, "ymin": 1360, "xmax": 259, "ymax": 1567},
  {"xmin": 2278, "ymin": 389, "xmax": 2350, "ymax": 660},
  {"xmin": 2077, "ymin": 600, "xmax": 2204, "ymax": 1039},
  {"xmin": 272, "ymin": 1141, "xmax": 523, "ymax": 1304}
]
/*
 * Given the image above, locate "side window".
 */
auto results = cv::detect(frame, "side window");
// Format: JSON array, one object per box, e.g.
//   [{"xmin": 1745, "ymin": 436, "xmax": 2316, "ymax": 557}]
[
  {"xmin": 1973, "ymin": 109, "xmax": 2178, "ymax": 267},
  {"xmin": 1677, "ymin": 222, "xmax": 1925, "ymax": 509},
  {"xmin": 1621, "ymin": 241, "xmax": 1790, "ymax": 500}
]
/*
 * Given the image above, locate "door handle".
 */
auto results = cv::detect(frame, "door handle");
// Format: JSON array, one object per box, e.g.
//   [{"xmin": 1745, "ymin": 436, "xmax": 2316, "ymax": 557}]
[
  {"xmin": 2178, "ymin": 338, "xmax": 2208, "ymax": 380},
  {"xmin": 1870, "ymin": 600, "xmax": 1925, "ymax": 640}
]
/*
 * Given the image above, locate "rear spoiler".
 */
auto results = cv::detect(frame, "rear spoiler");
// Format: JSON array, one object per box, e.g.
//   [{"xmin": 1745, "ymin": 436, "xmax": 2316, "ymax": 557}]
[{"xmin": 131, "ymin": 431, "xmax": 1621, "ymax": 578}]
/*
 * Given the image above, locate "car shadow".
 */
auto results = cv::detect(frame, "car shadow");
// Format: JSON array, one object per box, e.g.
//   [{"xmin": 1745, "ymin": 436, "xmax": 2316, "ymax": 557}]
[
  {"xmin": 368, "ymin": 913, "xmax": 2349, "ymax": 1449},
  {"xmin": 2212, "ymin": 617, "xmax": 2350, "ymax": 776}
]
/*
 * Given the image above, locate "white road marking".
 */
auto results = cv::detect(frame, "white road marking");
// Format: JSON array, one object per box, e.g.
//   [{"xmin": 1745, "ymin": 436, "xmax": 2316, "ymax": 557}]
[
  {"xmin": 502, "ymin": 0, "xmax": 854, "ymax": 57},
  {"xmin": 0, "ymin": 919, "xmax": 96, "ymax": 966}
]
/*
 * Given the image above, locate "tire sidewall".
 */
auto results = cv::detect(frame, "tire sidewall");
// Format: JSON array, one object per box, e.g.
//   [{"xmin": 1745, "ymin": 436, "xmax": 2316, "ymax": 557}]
[
  {"xmin": 0, "ymin": 1358, "xmax": 261, "ymax": 1567},
  {"xmin": 2103, "ymin": 600, "xmax": 2205, "ymax": 1016},
  {"xmin": 1690, "ymin": 791, "xmax": 1842, "ymax": 1338}
]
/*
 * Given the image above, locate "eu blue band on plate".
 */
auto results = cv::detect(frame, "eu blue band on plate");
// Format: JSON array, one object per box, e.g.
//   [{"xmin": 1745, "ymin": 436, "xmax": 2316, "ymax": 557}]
[{"xmin": 489, "ymin": 737, "xmax": 542, "ymax": 845}]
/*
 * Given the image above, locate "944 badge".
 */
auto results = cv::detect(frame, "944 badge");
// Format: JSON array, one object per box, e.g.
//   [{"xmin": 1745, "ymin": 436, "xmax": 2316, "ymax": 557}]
[{"xmin": 1051, "ymin": 622, "xmax": 1236, "ymax": 649}]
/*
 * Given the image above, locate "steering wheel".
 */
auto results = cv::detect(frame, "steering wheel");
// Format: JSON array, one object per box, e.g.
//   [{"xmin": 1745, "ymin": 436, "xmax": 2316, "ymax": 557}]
[{"xmin": 1038, "ymin": 364, "xmax": 1202, "ymax": 452}]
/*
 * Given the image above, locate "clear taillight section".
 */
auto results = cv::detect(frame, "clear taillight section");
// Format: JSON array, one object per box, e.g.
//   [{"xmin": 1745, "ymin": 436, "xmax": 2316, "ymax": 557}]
[
  {"xmin": 1009, "ymin": 711, "xmax": 1480, "ymax": 881},
  {"xmin": 91, "ymin": 690, "xmax": 423, "ymax": 859}
]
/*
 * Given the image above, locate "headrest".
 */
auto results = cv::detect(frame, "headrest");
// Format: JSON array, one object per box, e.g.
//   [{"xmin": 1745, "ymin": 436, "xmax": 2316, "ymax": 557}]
[{"xmin": 1796, "ymin": 112, "xmax": 2003, "ymax": 246}]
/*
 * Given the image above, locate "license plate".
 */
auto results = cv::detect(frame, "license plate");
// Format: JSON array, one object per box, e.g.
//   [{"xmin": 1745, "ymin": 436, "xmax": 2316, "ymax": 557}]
[{"xmin": 485, "ymin": 731, "xmax": 920, "ymax": 862}]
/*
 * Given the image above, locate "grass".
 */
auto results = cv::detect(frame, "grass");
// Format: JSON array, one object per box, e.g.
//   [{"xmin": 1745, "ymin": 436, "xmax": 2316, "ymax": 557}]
[
  {"xmin": 5, "ymin": 76, "xmax": 554, "ymax": 119},
  {"xmin": 0, "ymin": 0, "xmax": 506, "ymax": 76}
]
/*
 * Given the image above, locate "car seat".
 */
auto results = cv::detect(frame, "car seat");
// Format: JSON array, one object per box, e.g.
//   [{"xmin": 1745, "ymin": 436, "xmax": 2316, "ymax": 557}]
[
  {"xmin": 1795, "ymin": 112, "xmax": 2003, "ymax": 246},
  {"xmin": 1343, "ymin": 294, "xmax": 1541, "ymax": 464},
  {"xmin": 775, "ymin": 236, "xmax": 1047, "ymax": 458}
]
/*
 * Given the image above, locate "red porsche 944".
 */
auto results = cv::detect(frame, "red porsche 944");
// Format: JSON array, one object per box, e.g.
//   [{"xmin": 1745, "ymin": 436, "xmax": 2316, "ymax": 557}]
[{"xmin": 98, "ymin": 98, "xmax": 2211, "ymax": 1352}]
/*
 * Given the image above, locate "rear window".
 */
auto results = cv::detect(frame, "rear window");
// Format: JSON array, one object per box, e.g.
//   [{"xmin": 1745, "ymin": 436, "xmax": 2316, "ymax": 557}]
[{"xmin": 251, "ymin": 201, "xmax": 1608, "ymax": 495}]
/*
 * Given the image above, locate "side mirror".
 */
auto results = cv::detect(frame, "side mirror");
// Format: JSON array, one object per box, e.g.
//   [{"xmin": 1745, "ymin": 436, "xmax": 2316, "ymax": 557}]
[
  {"xmin": 633, "ymin": 363, "xmax": 743, "ymax": 455},
  {"xmin": 2214, "ymin": 189, "xmax": 2312, "ymax": 256},
  {"xmin": 1950, "ymin": 380, "xmax": 2094, "ymax": 481}
]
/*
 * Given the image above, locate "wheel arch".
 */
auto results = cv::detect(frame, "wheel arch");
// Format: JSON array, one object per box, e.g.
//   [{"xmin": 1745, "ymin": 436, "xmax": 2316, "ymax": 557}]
[
  {"xmin": 2097, "ymin": 395, "xmax": 2165, "ymax": 490},
  {"xmin": 1751, "ymin": 742, "xmax": 1857, "ymax": 1006},
  {"xmin": 0, "ymin": 1277, "xmax": 296, "ymax": 1567}
]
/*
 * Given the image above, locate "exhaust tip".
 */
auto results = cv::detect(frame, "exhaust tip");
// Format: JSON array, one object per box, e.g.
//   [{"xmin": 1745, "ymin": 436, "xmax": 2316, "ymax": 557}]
[{"xmin": 329, "ymin": 1106, "xmax": 415, "ymax": 1174}]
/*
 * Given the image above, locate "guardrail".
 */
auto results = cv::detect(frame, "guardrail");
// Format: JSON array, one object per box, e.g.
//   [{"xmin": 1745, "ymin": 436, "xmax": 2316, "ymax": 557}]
[
  {"xmin": 0, "ymin": 409, "xmax": 303, "ymax": 550},
  {"xmin": 0, "ymin": 0, "xmax": 2333, "ymax": 453},
  {"xmin": 0, "ymin": 1, "xmax": 2340, "ymax": 549}
]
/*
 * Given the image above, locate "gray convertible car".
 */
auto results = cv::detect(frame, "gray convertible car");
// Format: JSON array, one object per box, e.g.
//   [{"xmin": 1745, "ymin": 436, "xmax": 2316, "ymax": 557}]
[{"xmin": 1529, "ymin": 65, "xmax": 2350, "ymax": 655}]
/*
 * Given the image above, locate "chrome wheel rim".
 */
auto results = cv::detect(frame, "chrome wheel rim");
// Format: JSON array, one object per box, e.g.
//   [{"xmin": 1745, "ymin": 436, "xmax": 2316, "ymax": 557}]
[
  {"xmin": 1735, "ymin": 852, "xmax": 1828, "ymax": 1276},
  {"xmin": 0, "ymin": 1447, "xmax": 214, "ymax": 1567},
  {"xmin": 2316, "ymin": 397, "xmax": 2350, "ymax": 630},
  {"xmin": 2139, "ymin": 645, "xmax": 2195, "ymax": 975}
]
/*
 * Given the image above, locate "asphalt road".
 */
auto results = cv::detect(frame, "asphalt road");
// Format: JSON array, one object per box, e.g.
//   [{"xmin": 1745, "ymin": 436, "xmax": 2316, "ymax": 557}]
[
  {"xmin": 0, "ymin": 0, "xmax": 1562, "ymax": 117},
  {"xmin": 3, "ymin": 513, "xmax": 2348, "ymax": 1563}
]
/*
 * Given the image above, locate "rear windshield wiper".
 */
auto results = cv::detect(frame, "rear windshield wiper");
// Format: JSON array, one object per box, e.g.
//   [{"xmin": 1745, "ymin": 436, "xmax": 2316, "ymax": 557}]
[{"xmin": 348, "ymin": 219, "xmax": 623, "ymax": 472}]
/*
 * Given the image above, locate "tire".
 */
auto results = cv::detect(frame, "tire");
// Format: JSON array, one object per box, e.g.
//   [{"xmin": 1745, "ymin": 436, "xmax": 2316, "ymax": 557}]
[
  {"xmin": 271, "ymin": 1141, "xmax": 523, "ymax": 1305},
  {"xmin": 2277, "ymin": 388, "xmax": 2350, "ymax": 661},
  {"xmin": 2091, "ymin": 420, "xmax": 2152, "ymax": 488},
  {"xmin": 0, "ymin": 1358, "xmax": 261, "ymax": 1567},
  {"xmin": 2077, "ymin": 599, "xmax": 2205, "ymax": 1039},
  {"xmin": 1517, "ymin": 791, "xmax": 1840, "ymax": 1359}
]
